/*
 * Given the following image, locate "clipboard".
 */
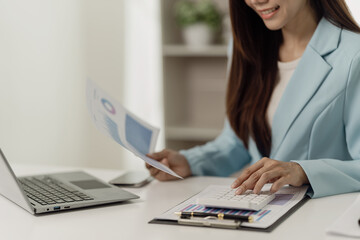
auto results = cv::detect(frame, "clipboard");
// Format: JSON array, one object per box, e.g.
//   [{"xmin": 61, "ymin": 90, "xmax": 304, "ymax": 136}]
[{"xmin": 149, "ymin": 185, "xmax": 309, "ymax": 232}]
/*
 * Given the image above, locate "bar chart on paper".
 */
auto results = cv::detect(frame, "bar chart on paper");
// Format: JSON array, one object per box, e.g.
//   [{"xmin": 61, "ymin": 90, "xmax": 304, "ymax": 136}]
[
  {"xmin": 180, "ymin": 204, "xmax": 272, "ymax": 222},
  {"xmin": 154, "ymin": 185, "xmax": 309, "ymax": 229},
  {"xmin": 180, "ymin": 193, "xmax": 296, "ymax": 222}
]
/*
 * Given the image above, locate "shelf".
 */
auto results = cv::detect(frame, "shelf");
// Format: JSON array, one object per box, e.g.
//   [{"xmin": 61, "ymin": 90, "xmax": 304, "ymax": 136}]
[
  {"xmin": 163, "ymin": 45, "xmax": 228, "ymax": 57},
  {"xmin": 166, "ymin": 126, "xmax": 222, "ymax": 141},
  {"xmin": 161, "ymin": 0, "xmax": 229, "ymax": 150}
]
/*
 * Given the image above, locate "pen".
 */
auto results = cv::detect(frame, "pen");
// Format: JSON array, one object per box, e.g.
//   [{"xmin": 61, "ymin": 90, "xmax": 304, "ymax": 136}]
[{"xmin": 174, "ymin": 211, "xmax": 254, "ymax": 223}]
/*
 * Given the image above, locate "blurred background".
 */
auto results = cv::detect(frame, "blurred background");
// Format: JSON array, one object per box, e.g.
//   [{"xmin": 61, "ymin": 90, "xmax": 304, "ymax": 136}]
[{"xmin": 0, "ymin": 0, "xmax": 359, "ymax": 171}]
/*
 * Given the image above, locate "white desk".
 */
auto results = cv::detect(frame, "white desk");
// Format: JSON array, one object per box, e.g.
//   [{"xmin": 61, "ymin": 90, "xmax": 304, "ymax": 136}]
[{"xmin": 0, "ymin": 164, "xmax": 356, "ymax": 240}]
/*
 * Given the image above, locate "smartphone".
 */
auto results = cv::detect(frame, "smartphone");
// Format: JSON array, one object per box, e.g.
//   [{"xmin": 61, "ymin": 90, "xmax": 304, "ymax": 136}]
[{"xmin": 109, "ymin": 171, "xmax": 153, "ymax": 188}]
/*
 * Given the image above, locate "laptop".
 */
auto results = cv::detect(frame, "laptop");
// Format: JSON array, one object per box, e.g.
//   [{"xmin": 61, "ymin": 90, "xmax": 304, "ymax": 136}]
[{"xmin": 0, "ymin": 149, "xmax": 139, "ymax": 214}]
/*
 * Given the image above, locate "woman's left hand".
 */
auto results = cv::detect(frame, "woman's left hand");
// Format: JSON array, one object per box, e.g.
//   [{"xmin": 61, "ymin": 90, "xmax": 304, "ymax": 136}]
[{"xmin": 231, "ymin": 158, "xmax": 309, "ymax": 194}]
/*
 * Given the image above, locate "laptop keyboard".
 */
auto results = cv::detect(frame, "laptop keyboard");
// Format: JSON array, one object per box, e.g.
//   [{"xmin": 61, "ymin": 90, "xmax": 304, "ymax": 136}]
[{"xmin": 19, "ymin": 176, "xmax": 94, "ymax": 206}]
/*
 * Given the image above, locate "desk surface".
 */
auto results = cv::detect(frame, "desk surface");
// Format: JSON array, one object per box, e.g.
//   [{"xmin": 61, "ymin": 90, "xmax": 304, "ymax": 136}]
[{"xmin": 0, "ymin": 164, "xmax": 355, "ymax": 240}]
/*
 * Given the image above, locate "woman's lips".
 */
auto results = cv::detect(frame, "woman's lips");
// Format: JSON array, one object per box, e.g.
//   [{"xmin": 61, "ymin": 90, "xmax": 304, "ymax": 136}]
[{"xmin": 258, "ymin": 6, "xmax": 280, "ymax": 20}]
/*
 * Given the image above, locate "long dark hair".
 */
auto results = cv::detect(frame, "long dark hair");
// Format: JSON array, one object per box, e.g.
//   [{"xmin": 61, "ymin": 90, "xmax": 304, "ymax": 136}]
[{"xmin": 226, "ymin": 0, "xmax": 360, "ymax": 157}]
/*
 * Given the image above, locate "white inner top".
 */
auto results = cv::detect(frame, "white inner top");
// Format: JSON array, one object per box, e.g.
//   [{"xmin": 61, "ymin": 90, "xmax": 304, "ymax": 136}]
[{"xmin": 267, "ymin": 58, "xmax": 301, "ymax": 127}]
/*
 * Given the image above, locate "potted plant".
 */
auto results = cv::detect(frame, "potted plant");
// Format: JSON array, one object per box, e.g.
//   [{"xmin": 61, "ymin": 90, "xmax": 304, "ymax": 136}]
[{"xmin": 175, "ymin": 0, "xmax": 222, "ymax": 46}]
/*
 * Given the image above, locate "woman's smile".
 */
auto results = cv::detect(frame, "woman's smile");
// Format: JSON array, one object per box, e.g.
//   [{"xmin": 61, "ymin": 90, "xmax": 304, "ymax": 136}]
[{"xmin": 257, "ymin": 5, "xmax": 280, "ymax": 20}]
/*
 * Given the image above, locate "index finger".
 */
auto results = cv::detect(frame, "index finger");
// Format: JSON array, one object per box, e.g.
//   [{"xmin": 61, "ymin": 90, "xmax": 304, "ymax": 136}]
[
  {"xmin": 231, "ymin": 159, "xmax": 266, "ymax": 188},
  {"xmin": 253, "ymin": 170, "xmax": 280, "ymax": 194}
]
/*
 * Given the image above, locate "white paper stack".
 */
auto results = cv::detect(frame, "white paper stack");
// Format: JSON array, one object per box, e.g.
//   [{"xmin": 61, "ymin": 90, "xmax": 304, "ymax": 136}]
[{"xmin": 326, "ymin": 194, "xmax": 360, "ymax": 238}]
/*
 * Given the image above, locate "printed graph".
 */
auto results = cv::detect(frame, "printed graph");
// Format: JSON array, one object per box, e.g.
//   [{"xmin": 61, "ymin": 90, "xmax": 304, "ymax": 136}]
[
  {"xmin": 180, "ymin": 204, "xmax": 271, "ymax": 222},
  {"xmin": 180, "ymin": 194, "xmax": 295, "ymax": 222},
  {"xmin": 104, "ymin": 115, "xmax": 124, "ymax": 146},
  {"xmin": 125, "ymin": 114, "xmax": 152, "ymax": 155}
]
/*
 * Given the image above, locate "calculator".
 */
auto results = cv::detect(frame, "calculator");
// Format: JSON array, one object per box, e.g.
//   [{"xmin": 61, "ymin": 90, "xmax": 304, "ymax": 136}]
[{"xmin": 196, "ymin": 185, "xmax": 275, "ymax": 211}]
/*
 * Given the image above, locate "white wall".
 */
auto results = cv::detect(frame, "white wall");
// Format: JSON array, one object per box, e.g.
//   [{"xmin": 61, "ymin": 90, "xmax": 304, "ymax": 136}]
[
  {"xmin": 347, "ymin": 0, "xmax": 360, "ymax": 24},
  {"xmin": 0, "ymin": 0, "xmax": 163, "ymax": 171},
  {"xmin": 0, "ymin": 0, "xmax": 138, "ymax": 170},
  {"xmin": 0, "ymin": 0, "xmax": 88, "ymax": 167},
  {"xmin": 82, "ymin": 0, "xmax": 164, "ymax": 171},
  {"xmin": 81, "ymin": 0, "xmax": 135, "ymax": 170},
  {"xmin": 123, "ymin": 0, "xmax": 164, "ymax": 148},
  {"xmin": 100, "ymin": 0, "xmax": 164, "ymax": 171}
]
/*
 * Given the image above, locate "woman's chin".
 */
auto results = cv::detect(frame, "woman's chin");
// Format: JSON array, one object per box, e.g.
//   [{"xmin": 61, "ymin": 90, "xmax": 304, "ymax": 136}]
[{"xmin": 263, "ymin": 20, "xmax": 285, "ymax": 31}]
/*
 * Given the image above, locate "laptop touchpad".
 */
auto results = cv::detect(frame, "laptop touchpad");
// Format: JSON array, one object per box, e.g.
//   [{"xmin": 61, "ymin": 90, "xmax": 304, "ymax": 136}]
[{"xmin": 70, "ymin": 180, "xmax": 110, "ymax": 190}]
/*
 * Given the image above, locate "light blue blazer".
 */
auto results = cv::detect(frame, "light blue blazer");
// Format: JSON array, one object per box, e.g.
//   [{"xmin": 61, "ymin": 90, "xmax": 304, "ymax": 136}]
[{"xmin": 180, "ymin": 18, "xmax": 360, "ymax": 198}]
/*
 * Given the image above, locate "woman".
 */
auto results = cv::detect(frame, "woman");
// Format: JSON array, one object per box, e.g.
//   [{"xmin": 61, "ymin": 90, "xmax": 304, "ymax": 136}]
[{"xmin": 146, "ymin": 0, "xmax": 360, "ymax": 198}]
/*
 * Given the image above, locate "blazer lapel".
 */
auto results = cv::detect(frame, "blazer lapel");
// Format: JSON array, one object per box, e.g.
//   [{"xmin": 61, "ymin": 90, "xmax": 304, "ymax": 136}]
[{"xmin": 271, "ymin": 18, "xmax": 341, "ymax": 158}]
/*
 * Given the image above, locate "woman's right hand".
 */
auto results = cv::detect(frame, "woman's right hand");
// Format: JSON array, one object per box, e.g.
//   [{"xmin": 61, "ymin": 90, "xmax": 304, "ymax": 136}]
[{"xmin": 146, "ymin": 149, "xmax": 191, "ymax": 181}]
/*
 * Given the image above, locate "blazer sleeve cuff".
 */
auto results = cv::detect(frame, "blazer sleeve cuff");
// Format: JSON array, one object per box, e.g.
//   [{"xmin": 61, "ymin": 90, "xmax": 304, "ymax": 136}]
[
  {"xmin": 292, "ymin": 159, "xmax": 360, "ymax": 198},
  {"xmin": 180, "ymin": 147, "xmax": 206, "ymax": 176}
]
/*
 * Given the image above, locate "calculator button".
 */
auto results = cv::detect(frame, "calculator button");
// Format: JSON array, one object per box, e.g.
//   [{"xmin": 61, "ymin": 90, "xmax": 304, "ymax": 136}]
[{"xmin": 196, "ymin": 186, "xmax": 275, "ymax": 211}]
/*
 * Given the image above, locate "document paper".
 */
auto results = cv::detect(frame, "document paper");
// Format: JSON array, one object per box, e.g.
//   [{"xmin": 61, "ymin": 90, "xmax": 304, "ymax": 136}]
[
  {"xmin": 154, "ymin": 184, "xmax": 308, "ymax": 229},
  {"xmin": 86, "ymin": 79, "xmax": 182, "ymax": 179},
  {"xmin": 326, "ymin": 194, "xmax": 360, "ymax": 238}
]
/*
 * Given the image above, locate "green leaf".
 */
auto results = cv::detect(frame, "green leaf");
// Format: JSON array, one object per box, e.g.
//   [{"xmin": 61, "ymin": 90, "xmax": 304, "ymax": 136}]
[{"xmin": 175, "ymin": 0, "xmax": 222, "ymax": 30}]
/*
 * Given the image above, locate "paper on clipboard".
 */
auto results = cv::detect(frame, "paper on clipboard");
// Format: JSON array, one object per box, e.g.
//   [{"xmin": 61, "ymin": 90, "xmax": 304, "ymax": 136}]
[
  {"xmin": 152, "ymin": 184, "xmax": 308, "ymax": 229},
  {"xmin": 86, "ymin": 79, "xmax": 182, "ymax": 179}
]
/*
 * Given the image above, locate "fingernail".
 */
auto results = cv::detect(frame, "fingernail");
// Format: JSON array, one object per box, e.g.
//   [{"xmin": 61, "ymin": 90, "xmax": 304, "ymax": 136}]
[
  {"xmin": 235, "ymin": 188, "xmax": 242, "ymax": 195},
  {"xmin": 231, "ymin": 183, "xmax": 236, "ymax": 188}
]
